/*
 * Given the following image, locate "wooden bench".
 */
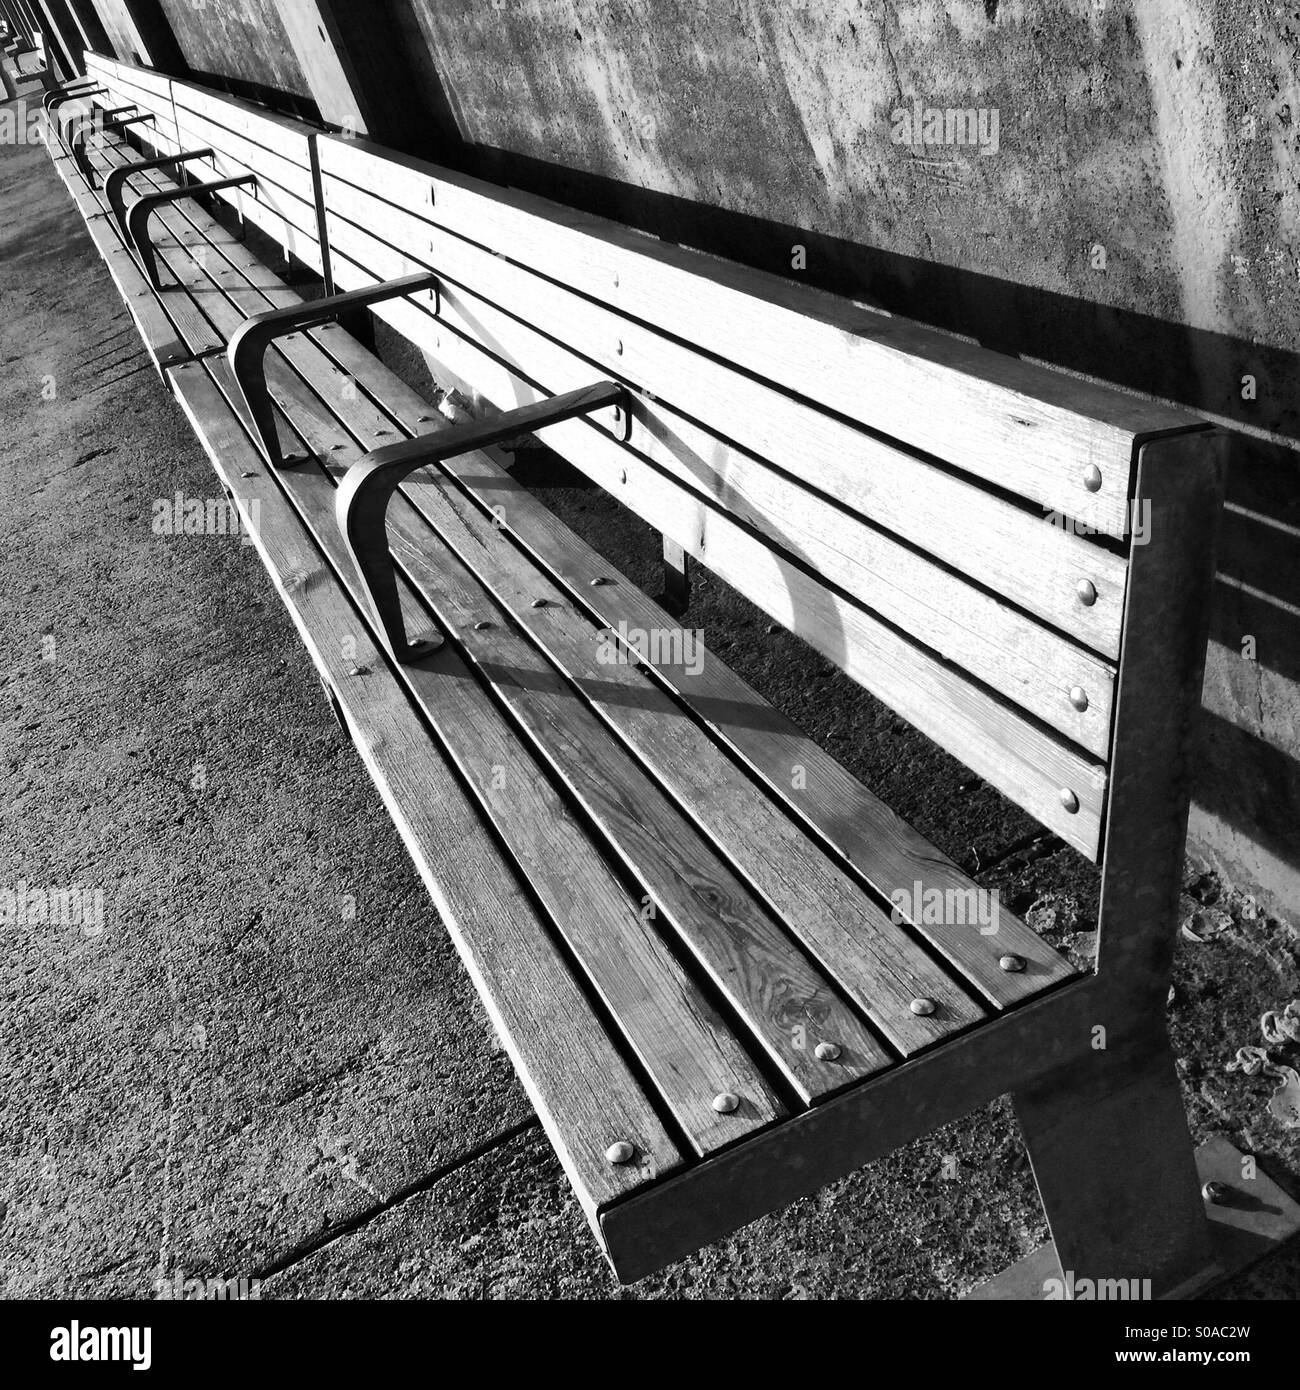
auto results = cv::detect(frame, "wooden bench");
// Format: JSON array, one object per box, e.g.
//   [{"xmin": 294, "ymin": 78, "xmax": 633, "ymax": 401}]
[{"xmin": 40, "ymin": 54, "xmax": 1274, "ymax": 1297}]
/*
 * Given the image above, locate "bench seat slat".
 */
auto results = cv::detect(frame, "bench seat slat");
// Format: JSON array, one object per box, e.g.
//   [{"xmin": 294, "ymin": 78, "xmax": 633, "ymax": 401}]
[
  {"xmin": 288, "ymin": 334, "xmax": 1079, "ymax": 1012},
  {"xmin": 167, "ymin": 358, "xmax": 689, "ymax": 1221}
]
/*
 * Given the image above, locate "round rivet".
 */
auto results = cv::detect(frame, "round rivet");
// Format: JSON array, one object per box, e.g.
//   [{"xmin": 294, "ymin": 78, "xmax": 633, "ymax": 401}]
[
  {"xmin": 1060, "ymin": 788, "xmax": 1080, "ymax": 813},
  {"xmin": 1076, "ymin": 579, "xmax": 1098, "ymax": 607},
  {"xmin": 814, "ymin": 1041, "xmax": 841, "ymax": 1061},
  {"xmin": 999, "ymin": 954, "xmax": 1025, "ymax": 973},
  {"xmin": 418, "ymin": 414, "xmax": 434, "ymax": 423},
  {"xmin": 1202, "ymin": 1180, "xmax": 1230, "ymax": 1205},
  {"xmin": 590, "ymin": 576, "xmax": 610, "ymax": 586},
  {"xmin": 910, "ymin": 997, "xmax": 936, "ymax": 1016},
  {"xmin": 1069, "ymin": 686, "xmax": 1089, "ymax": 712},
  {"xmin": 474, "ymin": 621, "xmax": 492, "ymax": 631},
  {"xmin": 605, "ymin": 1141, "xmax": 635, "ymax": 1165},
  {"xmin": 531, "ymin": 597, "xmax": 547, "ymax": 608},
  {"xmin": 615, "ymin": 339, "xmax": 624, "ymax": 355},
  {"xmin": 712, "ymin": 1092, "xmax": 740, "ymax": 1114},
  {"xmin": 1082, "ymin": 464, "xmax": 1103, "ymax": 492}
]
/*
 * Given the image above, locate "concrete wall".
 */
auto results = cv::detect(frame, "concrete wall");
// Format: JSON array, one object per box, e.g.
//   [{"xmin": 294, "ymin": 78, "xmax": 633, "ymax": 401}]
[
  {"xmin": 82, "ymin": 0, "xmax": 1300, "ymax": 924},
  {"xmin": 153, "ymin": 0, "xmax": 305, "ymax": 94}
]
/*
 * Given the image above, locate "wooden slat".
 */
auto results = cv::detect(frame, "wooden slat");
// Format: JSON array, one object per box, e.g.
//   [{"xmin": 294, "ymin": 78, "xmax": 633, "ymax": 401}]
[
  {"xmin": 273, "ymin": 326, "xmax": 1079, "ymax": 1010},
  {"xmin": 318, "ymin": 135, "xmax": 1203, "ymax": 538},
  {"xmin": 131, "ymin": 189, "xmax": 904, "ymax": 1101},
  {"xmin": 165, "ymin": 358, "xmax": 688, "ymax": 1221},
  {"xmin": 325, "ymin": 239, "xmax": 1111, "ymax": 857},
  {"xmin": 321, "ymin": 170, "xmax": 1129, "ymax": 664}
]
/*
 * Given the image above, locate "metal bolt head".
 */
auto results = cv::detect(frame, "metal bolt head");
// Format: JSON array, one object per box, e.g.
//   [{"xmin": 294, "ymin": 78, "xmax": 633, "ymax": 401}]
[
  {"xmin": 814, "ymin": 1041, "xmax": 842, "ymax": 1061},
  {"xmin": 1069, "ymin": 685, "xmax": 1089, "ymax": 712},
  {"xmin": 590, "ymin": 576, "xmax": 610, "ymax": 587},
  {"xmin": 615, "ymin": 339, "xmax": 624, "ymax": 355},
  {"xmin": 1059, "ymin": 788, "xmax": 1080, "ymax": 814},
  {"xmin": 1082, "ymin": 464, "xmax": 1103, "ymax": 492},
  {"xmin": 712, "ymin": 1092, "xmax": 740, "ymax": 1114},
  {"xmin": 605, "ymin": 1141, "xmax": 635, "ymax": 1166},
  {"xmin": 999, "ymin": 954, "xmax": 1026, "ymax": 973},
  {"xmin": 531, "ymin": 597, "xmax": 547, "ymax": 609},
  {"xmin": 473, "ymin": 620, "xmax": 492, "ymax": 631},
  {"xmin": 910, "ymin": 997, "xmax": 936, "ymax": 1016},
  {"xmin": 1202, "ymin": 1180, "xmax": 1230, "ymax": 1205},
  {"xmin": 1076, "ymin": 579, "xmax": 1098, "ymax": 607}
]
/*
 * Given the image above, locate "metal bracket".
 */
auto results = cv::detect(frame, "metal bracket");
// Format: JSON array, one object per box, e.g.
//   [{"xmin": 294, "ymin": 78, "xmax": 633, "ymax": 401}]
[
  {"xmin": 335, "ymin": 381, "xmax": 629, "ymax": 664},
  {"xmin": 226, "ymin": 273, "xmax": 440, "ymax": 471},
  {"xmin": 70, "ymin": 113, "xmax": 157, "ymax": 188},
  {"xmin": 106, "ymin": 149, "xmax": 214, "ymax": 239},
  {"xmin": 126, "ymin": 175, "xmax": 257, "ymax": 290}
]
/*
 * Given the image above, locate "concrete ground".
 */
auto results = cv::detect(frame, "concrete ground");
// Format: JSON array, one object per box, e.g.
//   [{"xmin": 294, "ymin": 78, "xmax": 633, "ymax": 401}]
[{"xmin": 2, "ymin": 69, "xmax": 1298, "ymax": 1300}]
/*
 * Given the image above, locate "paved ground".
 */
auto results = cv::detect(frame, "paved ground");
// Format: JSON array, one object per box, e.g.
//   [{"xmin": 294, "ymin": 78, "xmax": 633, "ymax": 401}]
[{"xmin": 2, "ymin": 69, "xmax": 1298, "ymax": 1300}]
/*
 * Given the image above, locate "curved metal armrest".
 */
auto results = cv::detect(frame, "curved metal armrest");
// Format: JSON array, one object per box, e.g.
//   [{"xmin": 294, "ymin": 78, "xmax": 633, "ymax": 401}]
[
  {"xmin": 106, "ymin": 149, "xmax": 214, "ymax": 238},
  {"xmin": 69, "ymin": 112, "xmax": 157, "ymax": 188},
  {"xmin": 227, "ymin": 273, "xmax": 439, "ymax": 470},
  {"xmin": 335, "ymin": 381, "xmax": 628, "ymax": 664},
  {"xmin": 125, "ymin": 174, "xmax": 256, "ymax": 289},
  {"xmin": 43, "ymin": 82, "xmax": 104, "ymax": 115}
]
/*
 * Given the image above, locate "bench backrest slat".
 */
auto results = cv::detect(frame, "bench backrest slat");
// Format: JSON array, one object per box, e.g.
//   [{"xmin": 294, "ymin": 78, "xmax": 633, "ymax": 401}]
[{"xmin": 170, "ymin": 85, "xmax": 321, "ymax": 274}]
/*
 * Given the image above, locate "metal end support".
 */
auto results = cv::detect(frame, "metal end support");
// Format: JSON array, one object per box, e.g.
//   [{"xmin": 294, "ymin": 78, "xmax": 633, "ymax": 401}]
[
  {"xmin": 226, "ymin": 272, "xmax": 440, "ymax": 471},
  {"xmin": 335, "ymin": 382, "xmax": 628, "ymax": 666}
]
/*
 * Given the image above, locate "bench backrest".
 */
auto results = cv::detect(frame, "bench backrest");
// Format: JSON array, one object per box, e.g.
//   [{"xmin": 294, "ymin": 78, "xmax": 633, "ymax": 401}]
[
  {"xmin": 83, "ymin": 52, "xmax": 323, "ymax": 277},
  {"xmin": 312, "ymin": 133, "xmax": 1220, "ymax": 863},
  {"xmin": 80, "ymin": 55, "xmax": 1225, "ymax": 871}
]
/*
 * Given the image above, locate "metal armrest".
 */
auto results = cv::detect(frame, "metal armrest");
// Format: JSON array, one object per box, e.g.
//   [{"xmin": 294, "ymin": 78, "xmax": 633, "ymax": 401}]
[
  {"xmin": 70, "ymin": 112, "xmax": 157, "ymax": 188},
  {"xmin": 43, "ymin": 82, "xmax": 104, "ymax": 115},
  {"xmin": 106, "ymin": 149, "xmax": 214, "ymax": 239},
  {"xmin": 125, "ymin": 175, "xmax": 257, "ymax": 290},
  {"xmin": 226, "ymin": 273, "xmax": 440, "ymax": 470},
  {"xmin": 335, "ymin": 382, "xmax": 628, "ymax": 664}
]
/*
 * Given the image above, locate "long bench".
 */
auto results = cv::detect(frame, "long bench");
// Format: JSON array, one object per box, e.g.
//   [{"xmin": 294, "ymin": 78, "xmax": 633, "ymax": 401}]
[{"xmin": 38, "ymin": 53, "xmax": 1278, "ymax": 1296}]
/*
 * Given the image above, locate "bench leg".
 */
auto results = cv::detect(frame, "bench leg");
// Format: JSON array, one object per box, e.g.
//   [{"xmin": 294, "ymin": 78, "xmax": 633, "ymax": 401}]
[
  {"xmin": 1012, "ymin": 1035, "xmax": 1213, "ymax": 1298},
  {"xmin": 660, "ymin": 536, "xmax": 690, "ymax": 617}
]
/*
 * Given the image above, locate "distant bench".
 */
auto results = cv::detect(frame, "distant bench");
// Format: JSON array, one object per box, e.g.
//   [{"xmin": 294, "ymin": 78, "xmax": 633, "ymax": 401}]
[{"xmin": 40, "ymin": 52, "xmax": 1240, "ymax": 1295}]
